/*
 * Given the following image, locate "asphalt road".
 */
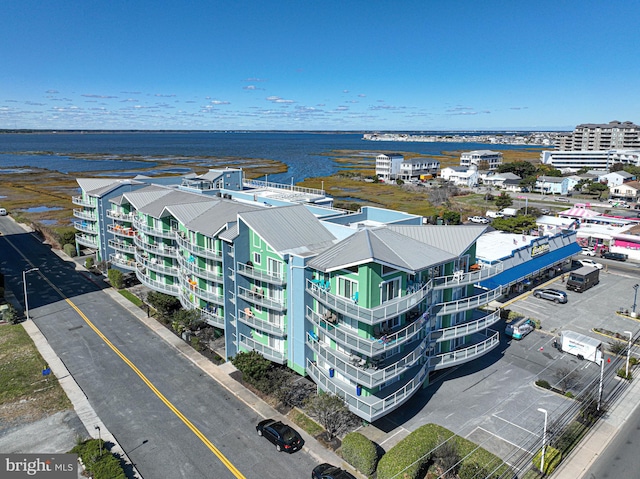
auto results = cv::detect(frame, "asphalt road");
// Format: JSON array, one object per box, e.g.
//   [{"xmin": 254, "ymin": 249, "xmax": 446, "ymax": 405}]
[{"xmin": 0, "ymin": 218, "xmax": 318, "ymax": 479}]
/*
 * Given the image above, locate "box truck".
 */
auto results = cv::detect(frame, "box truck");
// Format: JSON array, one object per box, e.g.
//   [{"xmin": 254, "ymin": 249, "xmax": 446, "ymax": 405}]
[
  {"xmin": 499, "ymin": 208, "xmax": 518, "ymax": 217},
  {"xmin": 557, "ymin": 330, "xmax": 603, "ymax": 365},
  {"xmin": 566, "ymin": 266, "xmax": 600, "ymax": 293}
]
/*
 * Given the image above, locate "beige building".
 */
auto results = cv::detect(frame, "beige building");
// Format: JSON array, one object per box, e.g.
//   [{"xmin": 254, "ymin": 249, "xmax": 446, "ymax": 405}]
[{"xmin": 557, "ymin": 121, "xmax": 640, "ymax": 151}]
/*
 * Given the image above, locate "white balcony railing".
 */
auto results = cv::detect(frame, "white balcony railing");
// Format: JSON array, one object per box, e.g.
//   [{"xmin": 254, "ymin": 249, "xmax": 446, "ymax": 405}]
[
  {"xmin": 236, "ymin": 261, "xmax": 286, "ymax": 285},
  {"xmin": 72, "ymin": 195, "xmax": 94, "ymax": 208},
  {"xmin": 106, "ymin": 210, "xmax": 135, "ymax": 222},
  {"xmin": 238, "ymin": 334, "xmax": 286, "ymax": 364},
  {"xmin": 133, "ymin": 217, "xmax": 177, "ymax": 239},
  {"xmin": 434, "ymin": 287, "xmax": 503, "ymax": 316},
  {"xmin": 306, "ymin": 279, "xmax": 432, "ymax": 325},
  {"xmin": 175, "ymin": 233, "xmax": 223, "ymax": 261},
  {"xmin": 73, "ymin": 221, "xmax": 97, "ymax": 234},
  {"xmin": 137, "ymin": 256, "xmax": 179, "ymax": 276},
  {"xmin": 109, "ymin": 254, "xmax": 137, "ymax": 271},
  {"xmin": 237, "ymin": 285, "xmax": 286, "ymax": 312},
  {"xmin": 73, "ymin": 209, "xmax": 96, "ymax": 221},
  {"xmin": 306, "ymin": 307, "xmax": 426, "ymax": 357},
  {"xmin": 307, "ymin": 359, "xmax": 429, "ymax": 423},
  {"xmin": 178, "ymin": 255, "xmax": 223, "ymax": 283},
  {"xmin": 431, "ymin": 309, "xmax": 501, "ymax": 342},
  {"xmin": 76, "ymin": 234, "xmax": 98, "ymax": 248},
  {"xmin": 135, "ymin": 267, "xmax": 179, "ymax": 295},
  {"xmin": 430, "ymin": 331, "xmax": 500, "ymax": 370},
  {"xmin": 432, "ymin": 262, "xmax": 504, "ymax": 290},
  {"xmin": 133, "ymin": 235, "xmax": 178, "ymax": 258},
  {"xmin": 108, "ymin": 224, "xmax": 136, "ymax": 237},
  {"xmin": 237, "ymin": 310, "xmax": 286, "ymax": 337},
  {"xmin": 108, "ymin": 239, "xmax": 136, "ymax": 253}
]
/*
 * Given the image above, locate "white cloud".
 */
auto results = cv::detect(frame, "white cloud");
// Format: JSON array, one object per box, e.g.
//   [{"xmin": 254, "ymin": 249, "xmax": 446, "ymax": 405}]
[
  {"xmin": 82, "ymin": 94, "xmax": 118, "ymax": 99},
  {"xmin": 266, "ymin": 96, "xmax": 295, "ymax": 104}
]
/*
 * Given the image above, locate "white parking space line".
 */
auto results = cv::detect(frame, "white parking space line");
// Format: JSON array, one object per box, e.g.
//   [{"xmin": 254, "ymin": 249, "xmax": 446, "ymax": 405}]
[
  {"xmin": 492, "ymin": 413, "xmax": 538, "ymax": 436},
  {"xmin": 471, "ymin": 426, "xmax": 537, "ymax": 454},
  {"xmin": 379, "ymin": 427, "xmax": 408, "ymax": 446}
]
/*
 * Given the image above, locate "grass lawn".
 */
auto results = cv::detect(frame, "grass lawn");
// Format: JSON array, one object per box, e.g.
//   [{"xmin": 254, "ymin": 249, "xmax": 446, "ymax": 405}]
[{"xmin": 0, "ymin": 324, "xmax": 71, "ymax": 427}]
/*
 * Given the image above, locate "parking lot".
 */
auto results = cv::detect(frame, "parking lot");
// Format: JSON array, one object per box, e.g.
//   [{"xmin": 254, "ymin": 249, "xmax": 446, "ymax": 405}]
[{"xmin": 376, "ymin": 264, "xmax": 640, "ymax": 471}]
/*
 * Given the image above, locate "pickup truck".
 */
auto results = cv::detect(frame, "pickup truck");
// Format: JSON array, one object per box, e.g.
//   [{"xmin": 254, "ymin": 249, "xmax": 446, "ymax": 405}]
[
  {"xmin": 469, "ymin": 216, "xmax": 490, "ymax": 224},
  {"xmin": 486, "ymin": 210, "xmax": 504, "ymax": 219}
]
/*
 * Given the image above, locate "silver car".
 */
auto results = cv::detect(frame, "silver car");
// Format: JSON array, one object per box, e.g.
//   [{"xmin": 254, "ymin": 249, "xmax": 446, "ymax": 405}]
[{"xmin": 533, "ymin": 288, "xmax": 568, "ymax": 304}]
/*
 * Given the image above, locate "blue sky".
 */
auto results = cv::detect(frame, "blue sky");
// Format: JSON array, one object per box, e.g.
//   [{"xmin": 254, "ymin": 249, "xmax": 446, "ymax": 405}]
[{"xmin": 2, "ymin": 0, "xmax": 639, "ymax": 131}]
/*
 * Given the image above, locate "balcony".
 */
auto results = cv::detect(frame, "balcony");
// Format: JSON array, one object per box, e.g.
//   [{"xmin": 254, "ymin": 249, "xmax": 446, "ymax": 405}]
[
  {"xmin": 430, "ymin": 330, "xmax": 500, "ymax": 370},
  {"xmin": 106, "ymin": 210, "xmax": 135, "ymax": 222},
  {"xmin": 108, "ymin": 224, "xmax": 136, "ymax": 237},
  {"xmin": 176, "ymin": 233, "xmax": 223, "ymax": 261},
  {"xmin": 76, "ymin": 233, "xmax": 98, "ymax": 248},
  {"xmin": 108, "ymin": 239, "xmax": 136, "ymax": 254},
  {"xmin": 183, "ymin": 281, "xmax": 224, "ymax": 306},
  {"xmin": 306, "ymin": 359, "xmax": 429, "ymax": 423},
  {"xmin": 137, "ymin": 255, "xmax": 179, "ymax": 276},
  {"xmin": 179, "ymin": 292, "xmax": 225, "ymax": 329},
  {"xmin": 306, "ymin": 279, "xmax": 432, "ymax": 325},
  {"xmin": 133, "ymin": 217, "xmax": 177, "ymax": 239},
  {"xmin": 73, "ymin": 208, "xmax": 96, "ymax": 221},
  {"xmin": 431, "ymin": 309, "xmax": 501, "ymax": 342},
  {"xmin": 72, "ymin": 195, "xmax": 95, "ymax": 208},
  {"xmin": 306, "ymin": 306, "xmax": 426, "ymax": 357},
  {"xmin": 109, "ymin": 254, "xmax": 137, "ymax": 271},
  {"xmin": 307, "ymin": 336, "xmax": 426, "ymax": 389},
  {"xmin": 73, "ymin": 221, "xmax": 97, "ymax": 234},
  {"xmin": 135, "ymin": 266, "xmax": 179, "ymax": 295},
  {"xmin": 236, "ymin": 261, "xmax": 286, "ymax": 285},
  {"xmin": 178, "ymin": 255, "xmax": 223, "ymax": 283},
  {"xmin": 237, "ymin": 309, "xmax": 286, "ymax": 337},
  {"xmin": 238, "ymin": 334, "xmax": 286, "ymax": 364},
  {"xmin": 134, "ymin": 235, "xmax": 178, "ymax": 258},
  {"xmin": 433, "ymin": 287, "xmax": 503, "ymax": 316},
  {"xmin": 433, "ymin": 263, "xmax": 503, "ymax": 290},
  {"xmin": 237, "ymin": 285, "xmax": 286, "ymax": 312}
]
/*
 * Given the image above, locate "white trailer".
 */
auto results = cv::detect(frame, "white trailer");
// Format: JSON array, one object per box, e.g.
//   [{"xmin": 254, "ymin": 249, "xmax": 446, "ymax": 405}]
[{"xmin": 558, "ymin": 330, "xmax": 603, "ymax": 365}]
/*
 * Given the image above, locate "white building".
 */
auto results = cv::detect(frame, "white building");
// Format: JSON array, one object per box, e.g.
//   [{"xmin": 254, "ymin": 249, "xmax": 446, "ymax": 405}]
[
  {"xmin": 375, "ymin": 153, "xmax": 404, "ymax": 180},
  {"xmin": 610, "ymin": 180, "xmax": 640, "ymax": 201},
  {"xmin": 540, "ymin": 150, "xmax": 640, "ymax": 170},
  {"xmin": 460, "ymin": 150, "xmax": 503, "ymax": 170},
  {"xmin": 597, "ymin": 171, "xmax": 635, "ymax": 187},
  {"xmin": 440, "ymin": 166, "xmax": 478, "ymax": 187},
  {"xmin": 399, "ymin": 157, "xmax": 440, "ymax": 180}
]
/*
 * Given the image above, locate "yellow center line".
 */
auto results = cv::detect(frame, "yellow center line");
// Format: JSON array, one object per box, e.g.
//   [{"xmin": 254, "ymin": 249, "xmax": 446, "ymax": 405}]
[{"xmin": 5, "ymin": 236, "xmax": 246, "ymax": 478}]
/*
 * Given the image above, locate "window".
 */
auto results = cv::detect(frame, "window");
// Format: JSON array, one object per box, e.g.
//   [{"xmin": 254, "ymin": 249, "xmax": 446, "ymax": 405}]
[
  {"xmin": 267, "ymin": 258, "xmax": 282, "ymax": 278},
  {"xmin": 253, "ymin": 252, "xmax": 262, "ymax": 265},
  {"xmin": 338, "ymin": 277, "xmax": 358, "ymax": 300},
  {"xmin": 381, "ymin": 278, "xmax": 401, "ymax": 303},
  {"xmin": 381, "ymin": 265, "xmax": 396, "ymax": 276},
  {"xmin": 253, "ymin": 233, "xmax": 261, "ymax": 248}
]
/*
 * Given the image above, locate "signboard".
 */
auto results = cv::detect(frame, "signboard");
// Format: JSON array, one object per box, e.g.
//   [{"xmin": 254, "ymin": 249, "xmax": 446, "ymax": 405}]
[{"xmin": 531, "ymin": 243, "xmax": 550, "ymax": 257}]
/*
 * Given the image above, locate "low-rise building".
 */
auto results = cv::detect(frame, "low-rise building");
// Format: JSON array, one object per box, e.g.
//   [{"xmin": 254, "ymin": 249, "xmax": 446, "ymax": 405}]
[
  {"xmin": 609, "ymin": 180, "xmax": 640, "ymax": 202},
  {"xmin": 540, "ymin": 149, "xmax": 640, "ymax": 170},
  {"xmin": 460, "ymin": 150, "xmax": 503, "ymax": 170},
  {"xmin": 375, "ymin": 153, "xmax": 404, "ymax": 181},
  {"xmin": 535, "ymin": 176, "xmax": 569, "ymax": 196},
  {"xmin": 440, "ymin": 166, "xmax": 478, "ymax": 187},
  {"xmin": 399, "ymin": 157, "xmax": 440, "ymax": 181}
]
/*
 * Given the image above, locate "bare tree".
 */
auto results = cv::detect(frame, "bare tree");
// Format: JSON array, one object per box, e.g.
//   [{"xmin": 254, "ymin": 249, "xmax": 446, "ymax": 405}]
[
  {"xmin": 304, "ymin": 393, "xmax": 356, "ymax": 439},
  {"xmin": 433, "ymin": 437, "xmax": 461, "ymax": 479},
  {"xmin": 555, "ymin": 367, "xmax": 580, "ymax": 392}
]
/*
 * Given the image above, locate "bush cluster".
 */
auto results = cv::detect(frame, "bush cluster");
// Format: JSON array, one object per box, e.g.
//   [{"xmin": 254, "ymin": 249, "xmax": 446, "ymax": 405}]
[
  {"xmin": 71, "ymin": 439, "xmax": 126, "ymax": 479},
  {"xmin": 63, "ymin": 243, "xmax": 76, "ymax": 257},
  {"xmin": 532, "ymin": 445, "xmax": 561, "ymax": 475},
  {"xmin": 341, "ymin": 432, "xmax": 378, "ymax": 476}
]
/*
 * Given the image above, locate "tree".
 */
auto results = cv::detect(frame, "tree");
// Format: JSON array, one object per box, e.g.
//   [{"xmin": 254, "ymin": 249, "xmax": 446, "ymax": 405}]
[
  {"xmin": 170, "ymin": 309, "xmax": 202, "ymax": 334},
  {"xmin": 4, "ymin": 304, "xmax": 19, "ymax": 324},
  {"xmin": 107, "ymin": 268, "xmax": 124, "ymax": 289},
  {"xmin": 520, "ymin": 175, "xmax": 537, "ymax": 191},
  {"xmin": 146, "ymin": 291, "xmax": 181, "ymax": 319},
  {"xmin": 588, "ymin": 182, "xmax": 609, "ymax": 199},
  {"xmin": 610, "ymin": 162, "xmax": 624, "ymax": 172},
  {"xmin": 231, "ymin": 350, "xmax": 272, "ymax": 386},
  {"xmin": 498, "ymin": 161, "xmax": 536, "ymax": 178},
  {"xmin": 494, "ymin": 192, "xmax": 513, "ymax": 209},
  {"xmin": 433, "ymin": 438, "xmax": 461, "ymax": 479},
  {"xmin": 441, "ymin": 210, "xmax": 461, "ymax": 225},
  {"xmin": 555, "ymin": 367, "xmax": 580, "ymax": 392},
  {"xmin": 490, "ymin": 216, "xmax": 537, "ymax": 233},
  {"xmin": 304, "ymin": 393, "xmax": 354, "ymax": 439}
]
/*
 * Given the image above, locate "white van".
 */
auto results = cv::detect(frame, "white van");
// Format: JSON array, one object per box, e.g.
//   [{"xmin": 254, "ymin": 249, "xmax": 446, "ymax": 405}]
[
  {"xmin": 0, "ymin": 208, "xmax": 7, "ymax": 216},
  {"xmin": 505, "ymin": 317, "xmax": 534, "ymax": 340}
]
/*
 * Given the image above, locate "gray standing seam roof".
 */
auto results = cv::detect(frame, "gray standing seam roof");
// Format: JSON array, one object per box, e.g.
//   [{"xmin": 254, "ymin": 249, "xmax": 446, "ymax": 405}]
[
  {"xmin": 177, "ymin": 200, "xmax": 263, "ymax": 237},
  {"xmin": 238, "ymin": 204, "xmax": 336, "ymax": 255},
  {"xmin": 388, "ymin": 225, "xmax": 488, "ymax": 257}
]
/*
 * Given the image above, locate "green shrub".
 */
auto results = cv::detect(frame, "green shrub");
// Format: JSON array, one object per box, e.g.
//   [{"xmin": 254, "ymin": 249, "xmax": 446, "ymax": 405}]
[
  {"xmin": 71, "ymin": 439, "xmax": 126, "ymax": 479},
  {"xmin": 341, "ymin": 432, "xmax": 378, "ymax": 476},
  {"xmin": 85, "ymin": 257, "xmax": 94, "ymax": 269},
  {"xmin": 63, "ymin": 243, "xmax": 77, "ymax": 257},
  {"xmin": 107, "ymin": 268, "xmax": 124, "ymax": 289},
  {"xmin": 231, "ymin": 350, "xmax": 272, "ymax": 386},
  {"xmin": 532, "ymin": 445, "xmax": 561, "ymax": 475},
  {"xmin": 617, "ymin": 368, "xmax": 632, "ymax": 380},
  {"xmin": 565, "ymin": 391, "xmax": 575, "ymax": 399},
  {"xmin": 377, "ymin": 424, "xmax": 454, "ymax": 479},
  {"xmin": 535, "ymin": 379, "xmax": 551, "ymax": 389},
  {"xmin": 507, "ymin": 311, "xmax": 524, "ymax": 321},
  {"xmin": 630, "ymin": 357, "xmax": 638, "ymax": 366},
  {"xmin": 553, "ymin": 421, "xmax": 587, "ymax": 455}
]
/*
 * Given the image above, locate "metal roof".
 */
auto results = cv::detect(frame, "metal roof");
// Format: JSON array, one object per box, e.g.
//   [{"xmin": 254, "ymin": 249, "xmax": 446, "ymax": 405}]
[
  {"xmin": 238, "ymin": 204, "xmax": 336, "ymax": 255},
  {"xmin": 77, "ymin": 178, "xmax": 144, "ymax": 197},
  {"xmin": 120, "ymin": 186, "xmax": 175, "ymax": 211},
  {"xmin": 307, "ymin": 226, "xmax": 456, "ymax": 273},
  {"xmin": 219, "ymin": 222, "xmax": 238, "ymax": 242},
  {"xmin": 137, "ymin": 189, "xmax": 215, "ymax": 217},
  {"xmin": 179, "ymin": 200, "xmax": 263, "ymax": 237},
  {"xmin": 388, "ymin": 225, "xmax": 488, "ymax": 257}
]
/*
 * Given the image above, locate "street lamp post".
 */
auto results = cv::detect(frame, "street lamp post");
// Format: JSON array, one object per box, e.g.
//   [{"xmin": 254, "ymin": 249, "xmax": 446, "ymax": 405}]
[
  {"xmin": 95, "ymin": 425, "xmax": 102, "ymax": 456},
  {"xmin": 22, "ymin": 267, "xmax": 39, "ymax": 320},
  {"xmin": 537, "ymin": 408, "xmax": 548, "ymax": 475},
  {"xmin": 633, "ymin": 284, "xmax": 639, "ymax": 316},
  {"xmin": 625, "ymin": 331, "xmax": 633, "ymax": 379}
]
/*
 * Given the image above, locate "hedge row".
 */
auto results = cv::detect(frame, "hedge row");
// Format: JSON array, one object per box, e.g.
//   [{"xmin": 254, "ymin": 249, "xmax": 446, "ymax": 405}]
[
  {"xmin": 376, "ymin": 424, "xmax": 512, "ymax": 479},
  {"xmin": 341, "ymin": 432, "xmax": 378, "ymax": 476},
  {"xmin": 71, "ymin": 439, "xmax": 126, "ymax": 479}
]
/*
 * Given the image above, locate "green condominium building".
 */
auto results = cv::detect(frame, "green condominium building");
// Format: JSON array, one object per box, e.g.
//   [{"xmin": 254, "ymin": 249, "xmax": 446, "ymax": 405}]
[{"xmin": 73, "ymin": 169, "xmax": 503, "ymax": 422}]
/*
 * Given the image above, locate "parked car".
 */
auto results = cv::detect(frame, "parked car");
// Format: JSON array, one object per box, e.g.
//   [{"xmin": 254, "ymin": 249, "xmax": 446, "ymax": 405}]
[
  {"xmin": 578, "ymin": 259, "xmax": 603, "ymax": 270},
  {"xmin": 0, "ymin": 208, "xmax": 6, "ymax": 216},
  {"xmin": 541, "ymin": 208, "xmax": 551, "ymax": 215},
  {"xmin": 256, "ymin": 419, "xmax": 304, "ymax": 453},
  {"xmin": 469, "ymin": 216, "xmax": 490, "ymax": 224},
  {"xmin": 601, "ymin": 251, "xmax": 628, "ymax": 261},
  {"xmin": 312, "ymin": 463, "xmax": 357, "ymax": 479},
  {"xmin": 533, "ymin": 288, "xmax": 568, "ymax": 304},
  {"xmin": 554, "ymin": 197, "xmax": 570, "ymax": 203},
  {"xmin": 580, "ymin": 248, "xmax": 596, "ymax": 256}
]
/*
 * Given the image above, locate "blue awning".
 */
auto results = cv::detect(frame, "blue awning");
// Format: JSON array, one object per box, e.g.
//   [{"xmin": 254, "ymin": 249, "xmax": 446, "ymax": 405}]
[{"xmin": 480, "ymin": 242, "xmax": 581, "ymax": 290}]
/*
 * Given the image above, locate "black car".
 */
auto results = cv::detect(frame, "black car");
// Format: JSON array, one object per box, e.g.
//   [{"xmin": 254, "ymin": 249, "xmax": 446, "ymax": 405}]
[
  {"xmin": 256, "ymin": 419, "xmax": 304, "ymax": 453},
  {"xmin": 312, "ymin": 463, "xmax": 357, "ymax": 479},
  {"xmin": 533, "ymin": 288, "xmax": 568, "ymax": 304},
  {"xmin": 601, "ymin": 251, "xmax": 628, "ymax": 261}
]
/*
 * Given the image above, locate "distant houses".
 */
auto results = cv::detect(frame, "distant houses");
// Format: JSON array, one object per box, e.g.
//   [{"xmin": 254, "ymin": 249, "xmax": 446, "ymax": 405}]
[
  {"xmin": 460, "ymin": 150, "xmax": 503, "ymax": 170},
  {"xmin": 375, "ymin": 153, "xmax": 440, "ymax": 182}
]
